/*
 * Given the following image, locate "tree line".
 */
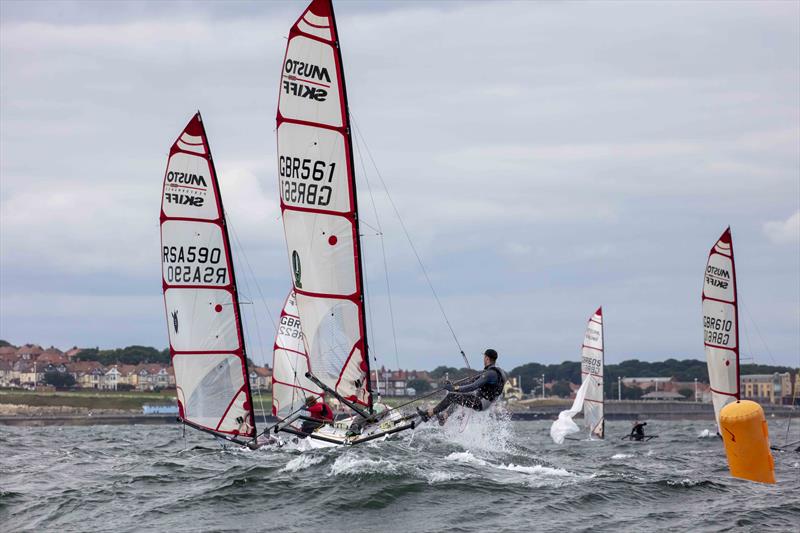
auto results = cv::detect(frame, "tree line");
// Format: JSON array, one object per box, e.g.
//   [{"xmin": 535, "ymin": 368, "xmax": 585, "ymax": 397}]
[
  {"xmin": 428, "ymin": 359, "xmax": 797, "ymax": 399},
  {"xmin": 76, "ymin": 345, "xmax": 171, "ymax": 366}
]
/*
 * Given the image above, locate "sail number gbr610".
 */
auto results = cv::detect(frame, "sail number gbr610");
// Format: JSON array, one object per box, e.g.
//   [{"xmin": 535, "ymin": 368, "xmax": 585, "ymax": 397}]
[
  {"xmin": 704, "ymin": 315, "xmax": 733, "ymax": 346},
  {"xmin": 279, "ymin": 156, "xmax": 336, "ymax": 207}
]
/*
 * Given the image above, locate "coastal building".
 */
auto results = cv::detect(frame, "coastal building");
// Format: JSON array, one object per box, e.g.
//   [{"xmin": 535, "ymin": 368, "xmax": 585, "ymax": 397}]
[
  {"xmin": 621, "ymin": 377, "xmax": 673, "ymax": 391},
  {"xmin": 249, "ymin": 367, "xmax": 272, "ymax": 391},
  {"xmin": 0, "ymin": 360, "xmax": 14, "ymax": 386},
  {"xmin": 0, "ymin": 346, "xmax": 18, "ymax": 362},
  {"xmin": 371, "ymin": 368, "xmax": 435, "ymax": 397},
  {"xmin": 740, "ymin": 373, "xmax": 793, "ymax": 405},
  {"xmin": 641, "ymin": 391, "xmax": 686, "ymax": 401},
  {"xmin": 15, "ymin": 344, "xmax": 43, "ymax": 361}
]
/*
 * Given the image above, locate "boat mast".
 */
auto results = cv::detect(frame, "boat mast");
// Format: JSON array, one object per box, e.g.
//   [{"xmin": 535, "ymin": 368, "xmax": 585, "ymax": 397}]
[
  {"xmin": 198, "ymin": 112, "xmax": 258, "ymax": 436},
  {"xmin": 328, "ymin": 0, "xmax": 373, "ymax": 413}
]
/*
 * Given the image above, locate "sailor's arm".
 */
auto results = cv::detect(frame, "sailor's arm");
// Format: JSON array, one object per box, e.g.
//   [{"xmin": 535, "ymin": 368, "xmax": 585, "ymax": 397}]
[{"xmin": 450, "ymin": 372, "xmax": 491, "ymax": 393}]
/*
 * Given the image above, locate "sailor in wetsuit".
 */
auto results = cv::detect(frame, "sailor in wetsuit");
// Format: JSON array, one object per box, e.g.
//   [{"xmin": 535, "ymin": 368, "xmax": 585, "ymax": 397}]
[
  {"xmin": 417, "ymin": 349, "xmax": 508, "ymax": 423},
  {"xmin": 630, "ymin": 420, "xmax": 647, "ymax": 441}
]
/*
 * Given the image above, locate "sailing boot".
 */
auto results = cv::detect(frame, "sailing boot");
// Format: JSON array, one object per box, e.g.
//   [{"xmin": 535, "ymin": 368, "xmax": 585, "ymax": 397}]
[{"xmin": 416, "ymin": 407, "xmax": 431, "ymax": 422}]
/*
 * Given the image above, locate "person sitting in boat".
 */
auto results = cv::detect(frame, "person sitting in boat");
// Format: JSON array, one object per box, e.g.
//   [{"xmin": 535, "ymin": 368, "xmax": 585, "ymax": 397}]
[
  {"xmin": 300, "ymin": 395, "xmax": 334, "ymax": 434},
  {"xmin": 417, "ymin": 349, "xmax": 508, "ymax": 423},
  {"xmin": 630, "ymin": 420, "xmax": 647, "ymax": 441}
]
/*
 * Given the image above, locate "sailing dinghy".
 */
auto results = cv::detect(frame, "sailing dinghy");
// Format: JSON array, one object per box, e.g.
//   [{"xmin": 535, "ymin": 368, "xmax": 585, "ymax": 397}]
[
  {"xmin": 271, "ymin": 0, "xmax": 415, "ymax": 445},
  {"xmin": 702, "ymin": 227, "xmax": 740, "ymax": 431},
  {"xmin": 160, "ymin": 113, "xmax": 258, "ymax": 446},
  {"xmin": 550, "ymin": 308, "xmax": 605, "ymax": 444}
]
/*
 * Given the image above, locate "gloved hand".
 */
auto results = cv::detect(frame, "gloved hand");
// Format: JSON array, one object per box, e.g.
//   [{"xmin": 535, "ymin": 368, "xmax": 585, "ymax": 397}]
[{"xmin": 443, "ymin": 381, "xmax": 453, "ymax": 392}]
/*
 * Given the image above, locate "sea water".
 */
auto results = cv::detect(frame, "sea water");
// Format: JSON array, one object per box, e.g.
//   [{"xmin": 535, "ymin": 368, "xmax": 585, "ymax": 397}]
[{"xmin": 1, "ymin": 417, "xmax": 798, "ymax": 532}]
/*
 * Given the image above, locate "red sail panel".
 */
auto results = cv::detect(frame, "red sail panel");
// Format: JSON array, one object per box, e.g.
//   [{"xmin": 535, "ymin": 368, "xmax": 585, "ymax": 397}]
[
  {"xmin": 276, "ymin": 0, "xmax": 372, "ymax": 408},
  {"xmin": 702, "ymin": 227, "xmax": 739, "ymax": 430},
  {"xmin": 160, "ymin": 113, "xmax": 256, "ymax": 438}
]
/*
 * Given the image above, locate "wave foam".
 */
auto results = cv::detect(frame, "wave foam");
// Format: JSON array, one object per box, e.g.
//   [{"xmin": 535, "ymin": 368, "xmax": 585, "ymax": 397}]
[
  {"xmin": 611, "ymin": 453, "xmax": 633, "ymax": 459},
  {"xmin": 445, "ymin": 451, "xmax": 487, "ymax": 466},
  {"xmin": 281, "ymin": 454, "xmax": 324, "ymax": 472},
  {"xmin": 329, "ymin": 455, "xmax": 397, "ymax": 476}
]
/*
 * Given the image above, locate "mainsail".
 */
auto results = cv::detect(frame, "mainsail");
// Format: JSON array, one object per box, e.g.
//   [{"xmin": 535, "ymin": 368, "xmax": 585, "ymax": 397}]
[
  {"xmin": 703, "ymin": 227, "xmax": 739, "ymax": 429},
  {"xmin": 550, "ymin": 307, "xmax": 604, "ymax": 443},
  {"xmin": 272, "ymin": 290, "xmax": 324, "ymax": 418},
  {"xmin": 160, "ymin": 113, "xmax": 256, "ymax": 439},
  {"xmin": 582, "ymin": 307, "xmax": 604, "ymax": 438},
  {"xmin": 276, "ymin": 0, "xmax": 372, "ymax": 410}
]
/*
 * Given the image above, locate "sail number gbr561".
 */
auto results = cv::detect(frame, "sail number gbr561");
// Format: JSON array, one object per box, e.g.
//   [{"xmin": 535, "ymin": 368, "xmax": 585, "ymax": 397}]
[
  {"xmin": 703, "ymin": 315, "xmax": 733, "ymax": 346},
  {"xmin": 279, "ymin": 156, "xmax": 336, "ymax": 207}
]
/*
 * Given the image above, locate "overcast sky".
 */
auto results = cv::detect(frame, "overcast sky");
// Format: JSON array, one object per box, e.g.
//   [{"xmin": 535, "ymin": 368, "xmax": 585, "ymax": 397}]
[{"xmin": 1, "ymin": 0, "xmax": 798, "ymax": 370}]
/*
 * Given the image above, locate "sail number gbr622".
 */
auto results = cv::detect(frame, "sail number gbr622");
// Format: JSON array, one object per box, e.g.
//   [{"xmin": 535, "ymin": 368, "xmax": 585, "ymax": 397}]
[
  {"xmin": 279, "ymin": 156, "xmax": 335, "ymax": 207},
  {"xmin": 703, "ymin": 315, "xmax": 733, "ymax": 346}
]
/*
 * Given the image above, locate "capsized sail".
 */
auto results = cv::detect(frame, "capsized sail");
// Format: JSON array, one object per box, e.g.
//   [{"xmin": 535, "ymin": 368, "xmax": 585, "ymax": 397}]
[
  {"xmin": 550, "ymin": 379, "xmax": 591, "ymax": 444},
  {"xmin": 276, "ymin": 0, "xmax": 372, "ymax": 410},
  {"xmin": 703, "ymin": 227, "xmax": 739, "ymax": 430},
  {"xmin": 160, "ymin": 112, "xmax": 256, "ymax": 439},
  {"xmin": 549, "ymin": 307, "xmax": 604, "ymax": 444},
  {"xmin": 582, "ymin": 307, "xmax": 604, "ymax": 438},
  {"xmin": 272, "ymin": 290, "xmax": 324, "ymax": 418}
]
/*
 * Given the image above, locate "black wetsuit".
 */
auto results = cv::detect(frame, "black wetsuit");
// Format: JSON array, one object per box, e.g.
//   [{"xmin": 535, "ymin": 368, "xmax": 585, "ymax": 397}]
[
  {"xmin": 630, "ymin": 422, "xmax": 647, "ymax": 441},
  {"xmin": 431, "ymin": 365, "xmax": 507, "ymax": 416}
]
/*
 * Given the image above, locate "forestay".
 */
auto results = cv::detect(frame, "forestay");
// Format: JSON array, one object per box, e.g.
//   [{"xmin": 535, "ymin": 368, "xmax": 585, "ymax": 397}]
[
  {"xmin": 276, "ymin": 0, "xmax": 372, "ymax": 409},
  {"xmin": 160, "ymin": 113, "xmax": 256, "ymax": 439},
  {"xmin": 582, "ymin": 307, "xmax": 604, "ymax": 439},
  {"xmin": 272, "ymin": 290, "xmax": 323, "ymax": 418},
  {"xmin": 702, "ymin": 227, "xmax": 739, "ymax": 430}
]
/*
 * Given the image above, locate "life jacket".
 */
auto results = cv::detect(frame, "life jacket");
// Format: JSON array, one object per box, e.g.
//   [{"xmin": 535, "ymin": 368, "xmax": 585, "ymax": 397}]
[{"xmin": 478, "ymin": 365, "xmax": 508, "ymax": 402}]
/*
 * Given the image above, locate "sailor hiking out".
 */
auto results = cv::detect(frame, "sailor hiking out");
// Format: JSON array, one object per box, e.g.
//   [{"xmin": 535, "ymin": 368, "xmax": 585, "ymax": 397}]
[
  {"xmin": 418, "ymin": 349, "xmax": 508, "ymax": 423},
  {"xmin": 300, "ymin": 396, "xmax": 334, "ymax": 435}
]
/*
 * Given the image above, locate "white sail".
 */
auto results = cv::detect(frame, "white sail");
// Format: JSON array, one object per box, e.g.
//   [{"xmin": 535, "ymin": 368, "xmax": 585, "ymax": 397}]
[
  {"xmin": 272, "ymin": 290, "xmax": 324, "ymax": 419},
  {"xmin": 582, "ymin": 307, "xmax": 604, "ymax": 438},
  {"xmin": 276, "ymin": 0, "xmax": 372, "ymax": 409},
  {"xmin": 160, "ymin": 113, "xmax": 256, "ymax": 439},
  {"xmin": 550, "ymin": 379, "xmax": 591, "ymax": 444},
  {"xmin": 703, "ymin": 227, "xmax": 739, "ymax": 429}
]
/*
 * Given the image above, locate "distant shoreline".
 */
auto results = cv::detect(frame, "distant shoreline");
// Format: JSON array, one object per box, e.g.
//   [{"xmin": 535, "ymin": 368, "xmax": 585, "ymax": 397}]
[{"xmin": 1, "ymin": 402, "xmax": 795, "ymax": 426}]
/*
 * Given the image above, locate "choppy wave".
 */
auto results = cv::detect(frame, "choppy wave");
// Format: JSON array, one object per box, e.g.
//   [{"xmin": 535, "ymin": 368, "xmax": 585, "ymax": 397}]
[{"xmin": 1, "ymin": 419, "xmax": 798, "ymax": 532}]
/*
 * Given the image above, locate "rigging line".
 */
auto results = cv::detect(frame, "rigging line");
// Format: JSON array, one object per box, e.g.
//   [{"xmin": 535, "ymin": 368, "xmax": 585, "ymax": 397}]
[
  {"xmin": 225, "ymin": 214, "xmax": 271, "ymax": 427},
  {"xmin": 357, "ymin": 211, "xmax": 382, "ymax": 394},
  {"xmin": 739, "ymin": 299, "xmax": 777, "ymax": 366},
  {"xmin": 225, "ymin": 212, "xmax": 278, "ymax": 332},
  {"xmin": 350, "ymin": 114, "xmax": 469, "ymax": 369},
  {"xmin": 235, "ymin": 286, "xmax": 269, "ymax": 428},
  {"xmin": 353, "ymin": 128, "xmax": 400, "ymax": 371}
]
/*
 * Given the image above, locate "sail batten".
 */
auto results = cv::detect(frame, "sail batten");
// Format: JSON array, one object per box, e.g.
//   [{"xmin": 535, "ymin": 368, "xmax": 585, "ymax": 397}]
[
  {"xmin": 160, "ymin": 113, "xmax": 256, "ymax": 439},
  {"xmin": 277, "ymin": 0, "xmax": 372, "ymax": 410},
  {"xmin": 703, "ymin": 227, "xmax": 740, "ymax": 430}
]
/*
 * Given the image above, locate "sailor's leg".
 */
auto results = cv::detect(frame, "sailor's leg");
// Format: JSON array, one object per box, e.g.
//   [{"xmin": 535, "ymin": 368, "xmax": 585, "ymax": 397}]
[
  {"xmin": 432, "ymin": 393, "xmax": 482, "ymax": 415},
  {"xmin": 430, "ymin": 393, "xmax": 457, "ymax": 416}
]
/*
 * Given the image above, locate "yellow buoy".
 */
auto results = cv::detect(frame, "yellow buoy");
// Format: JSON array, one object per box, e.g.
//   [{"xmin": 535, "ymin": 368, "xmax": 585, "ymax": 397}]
[{"xmin": 719, "ymin": 400, "xmax": 775, "ymax": 484}]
